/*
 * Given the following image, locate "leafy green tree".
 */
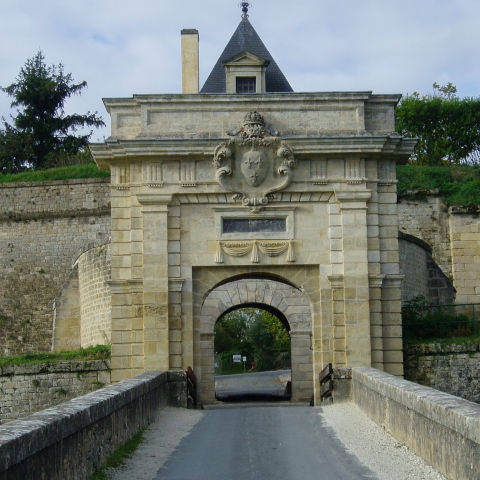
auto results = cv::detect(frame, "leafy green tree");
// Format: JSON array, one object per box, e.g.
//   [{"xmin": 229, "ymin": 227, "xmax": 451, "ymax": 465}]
[
  {"xmin": 214, "ymin": 308, "xmax": 291, "ymax": 372},
  {"xmin": 0, "ymin": 51, "xmax": 104, "ymax": 173},
  {"xmin": 395, "ymin": 82, "xmax": 480, "ymax": 165}
]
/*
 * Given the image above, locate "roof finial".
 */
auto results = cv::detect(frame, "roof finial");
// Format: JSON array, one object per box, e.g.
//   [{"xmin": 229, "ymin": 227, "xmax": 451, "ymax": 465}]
[{"xmin": 241, "ymin": 1, "xmax": 249, "ymax": 19}]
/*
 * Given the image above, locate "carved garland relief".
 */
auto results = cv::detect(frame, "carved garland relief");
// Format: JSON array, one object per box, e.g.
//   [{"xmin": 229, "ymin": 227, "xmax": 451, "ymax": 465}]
[{"xmin": 215, "ymin": 240, "xmax": 295, "ymax": 264}]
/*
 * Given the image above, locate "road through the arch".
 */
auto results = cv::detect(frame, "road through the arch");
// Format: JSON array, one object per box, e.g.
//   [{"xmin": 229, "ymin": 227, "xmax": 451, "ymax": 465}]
[
  {"xmin": 154, "ymin": 406, "xmax": 375, "ymax": 480},
  {"xmin": 106, "ymin": 404, "xmax": 445, "ymax": 480}
]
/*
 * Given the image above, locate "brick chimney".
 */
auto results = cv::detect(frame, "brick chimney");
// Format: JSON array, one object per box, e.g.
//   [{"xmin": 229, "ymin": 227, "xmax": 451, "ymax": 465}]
[{"xmin": 181, "ymin": 29, "xmax": 199, "ymax": 94}]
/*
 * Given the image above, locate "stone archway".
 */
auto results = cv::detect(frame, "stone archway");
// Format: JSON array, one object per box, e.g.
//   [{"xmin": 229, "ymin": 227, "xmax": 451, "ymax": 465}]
[{"xmin": 199, "ymin": 278, "xmax": 313, "ymax": 404}]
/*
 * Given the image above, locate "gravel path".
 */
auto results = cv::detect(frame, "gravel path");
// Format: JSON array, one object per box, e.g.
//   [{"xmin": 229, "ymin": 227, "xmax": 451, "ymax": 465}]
[
  {"xmin": 320, "ymin": 402, "xmax": 446, "ymax": 480},
  {"xmin": 105, "ymin": 407, "xmax": 204, "ymax": 480}
]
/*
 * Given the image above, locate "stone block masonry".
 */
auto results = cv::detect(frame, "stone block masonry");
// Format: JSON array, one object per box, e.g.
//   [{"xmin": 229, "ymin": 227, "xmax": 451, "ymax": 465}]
[
  {"xmin": 399, "ymin": 232, "xmax": 455, "ymax": 305},
  {"xmin": 0, "ymin": 370, "xmax": 186, "ymax": 480},
  {"xmin": 77, "ymin": 244, "xmax": 112, "ymax": 347},
  {"xmin": 404, "ymin": 342, "xmax": 480, "ymax": 403},
  {"xmin": 0, "ymin": 360, "xmax": 111, "ymax": 424},
  {"xmin": 399, "ymin": 194, "xmax": 480, "ymax": 304},
  {"xmin": 0, "ymin": 178, "xmax": 110, "ymax": 355},
  {"xmin": 398, "ymin": 195, "xmax": 452, "ymax": 278},
  {"xmin": 352, "ymin": 367, "xmax": 480, "ymax": 480}
]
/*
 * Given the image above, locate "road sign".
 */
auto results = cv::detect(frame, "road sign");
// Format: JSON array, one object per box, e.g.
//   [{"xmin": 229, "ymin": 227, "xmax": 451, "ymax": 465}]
[
  {"xmin": 232, "ymin": 354, "xmax": 242, "ymax": 363},
  {"xmin": 242, "ymin": 356, "xmax": 247, "ymax": 362}
]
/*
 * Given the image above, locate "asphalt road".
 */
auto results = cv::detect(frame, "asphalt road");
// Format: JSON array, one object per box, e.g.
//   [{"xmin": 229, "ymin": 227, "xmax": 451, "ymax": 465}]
[
  {"xmin": 154, "ymin": 406, "xmax": 376, "ymax": 480},
  {"xmin": 215, "ymin": 369, "xmax": 292, "ymax": 401}
]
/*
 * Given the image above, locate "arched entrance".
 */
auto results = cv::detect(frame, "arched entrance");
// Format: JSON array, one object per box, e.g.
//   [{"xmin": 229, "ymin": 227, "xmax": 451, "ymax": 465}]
[
  {"xmin": 214, "ymin": 303, "xmax": 292, "ymax": 401},
  {"xmin": 198, "ymin": 277, "xmax": 313, "ymax": 404}
]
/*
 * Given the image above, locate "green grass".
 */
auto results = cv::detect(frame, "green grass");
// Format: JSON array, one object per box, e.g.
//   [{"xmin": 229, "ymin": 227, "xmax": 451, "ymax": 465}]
[
  {"xmin": 0, "ymin": 163, "xmax": 110, "ymax": 184},
  {"xmin": 397, "ymin": 164, "xmax": 480, "ymax": 207},
  {"xmin": 88, "ymin": 428, "xmax": 146, "ymax": 480},
  {"xmin": 0, "ymin": 345, "xmax": 110, "ymax": 368}
]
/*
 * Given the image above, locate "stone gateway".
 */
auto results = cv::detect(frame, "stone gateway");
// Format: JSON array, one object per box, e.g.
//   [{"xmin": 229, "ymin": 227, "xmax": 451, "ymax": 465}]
[{"xmin": 90, "ymin": 13, "xmax": 415, "ymax": 405}]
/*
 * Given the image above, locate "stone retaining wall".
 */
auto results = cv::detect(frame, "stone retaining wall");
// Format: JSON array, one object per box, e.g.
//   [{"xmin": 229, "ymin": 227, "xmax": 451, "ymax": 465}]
[
  {"xmin": 398, "ymin": 195, "xmax": 452, "ymax": 278},
  {"xmin": 0, "ymin": 178, "xmax": 110, "ymax": 356},
  {"xmin": 0, "ymin": 370, "xmax": 187, "ymax": 480},
  {"xmin": 398, "ymin": 194, "xmax": 480, "ymax": 304},
  {"xmin": 352, "ymin": 367, "xmax": 480, "ymax": 480},
  {"xmin": 398, "ymin": 232, "xmax": 455, "ymax": 305},
  {"xmin": 0, "ymin": 360, "xmax": 111, "ymax": 424},
  {"xmin": 404, "ymin": 342, "xmax": 480, "ymax": 403},
  {"xmin": 77, "ymin": 244, "xmax": 112, "ymax": 347}
]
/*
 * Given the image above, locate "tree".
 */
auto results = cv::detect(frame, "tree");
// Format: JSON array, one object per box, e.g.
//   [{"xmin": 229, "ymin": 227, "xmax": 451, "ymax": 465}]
[
  {"xmin": 214, "ymin": 308, "xmax": 291, "ymax": 372},
  {"xmin": 0, "ymin": 51, "xmax": 104, "ymax": 173},
  {"xmin": 395, "ymin": 82, "xmax": 480, "ymax": 165}
]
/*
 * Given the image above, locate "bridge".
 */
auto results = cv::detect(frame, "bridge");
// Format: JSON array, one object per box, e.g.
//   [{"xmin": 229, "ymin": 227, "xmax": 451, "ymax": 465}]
[{"xmin": 0, "ymin": 367, "xmax": 479, "ymax": 479}]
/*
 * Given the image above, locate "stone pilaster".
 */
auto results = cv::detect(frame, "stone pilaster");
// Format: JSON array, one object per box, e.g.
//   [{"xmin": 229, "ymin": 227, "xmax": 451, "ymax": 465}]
[
  {"xmin": 109, "ymin": 174, "xmax": 134, "ymax": 382},
  {"xmin": 108, "ymin": 280, "xmax": 133, "ymax": 382},
  {"xmin": 199, "ymin": 332, "xmax": 216, "ymax": 405},
  {"xmin": 290, "ymin": 330, "xmax": 313, "ymax": 402},
  {"xmin": 382, "ymin": 274, "xmax": 404, "ymax": 376},
  {"xmin": 366, "ymin": 160, "xmax": 384, "ymax": 369},
  {"xmin": 377, "ymin": 178, "xmax": 404, "ymax": 376},
  {"xmin": 336, "ymin": 190, "xmax": 372, "ymax": 367},
  {"xmin": 369, "ymin": 274, "xmax": 385, "ymax": 370},
  {"xmin": 138, "ymin": 194, "xmax": 171, "ymax": 372}
]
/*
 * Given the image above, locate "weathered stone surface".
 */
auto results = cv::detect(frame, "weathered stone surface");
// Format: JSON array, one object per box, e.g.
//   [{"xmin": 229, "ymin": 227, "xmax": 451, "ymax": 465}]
[
  {"xmin": 404, "ymin": 342, "xmax": 480, "ymax": 403},
  {"xmin": 398, "ymin": 194, "xmax": 480, "ymax": 304},
  {"xmin": 0, "ymin": 178, "xmax": 110, "ymax": 356},
  {"xmin": 399, "ymin": 232, "xmax": 455, "ymax": 305},
  {"xmin": 352, "ymin": 367, "xmax": 480, "ymax": 480},
  {"xmin": 77, "ymin": 244, "xmax": 112, "ymax": 347},
  {"xmin": 0, "ymin": 370, "xmax": 186, "ymax": 480},
  {"xmin": 0, "ymin": 360, "xmax": 111, "ymax": 424}
]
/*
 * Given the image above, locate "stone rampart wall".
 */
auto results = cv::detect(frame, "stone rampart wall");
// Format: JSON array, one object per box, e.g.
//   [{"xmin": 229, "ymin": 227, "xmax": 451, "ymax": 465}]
[
  {"xmin": 352, "ymin": 367, "xmax": 480, "ymax": 480},
  {"xmin": 449, "ymin": 211, "xmax": 480, "ymax": 304},
  {"xmin": 0, "ymin": 178, "xmax": 110, "ymax": 355},
  {"xmin": 404, "ymin": 342, "xmax": 480, "ymax": 403},
  {"xmin": 398, "ymin": 195, "xmax": 480, "ymax": 304},
  {"xmin": 0, "ymin": 360, "xmax": 111, "ymax": 424},
  {"xmin": 399, "ymin": 233, "xmax": 455, "ymax": 305},
  {"xmin": 0, "ymin": 370, "xmax": 187, "ymax": 480},
  {"xmin": 398, "ymin": 195, "xmax": 452, "ymax": 278},
  {"xmin": 77, "ymin": 244, "xmax": 112, "ymax": 347}
]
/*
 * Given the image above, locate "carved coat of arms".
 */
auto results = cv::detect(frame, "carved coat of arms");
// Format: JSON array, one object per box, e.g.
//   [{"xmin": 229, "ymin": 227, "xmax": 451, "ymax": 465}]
[{"xmin": 212, "ymin": 112, "xmax": 296, "ymax": 212}]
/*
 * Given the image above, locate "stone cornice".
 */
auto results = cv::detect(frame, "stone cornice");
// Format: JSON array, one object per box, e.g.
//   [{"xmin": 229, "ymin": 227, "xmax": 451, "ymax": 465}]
[
  {"xmin": 91, "ymin": 136, "xmax": 416, "ymax": 166},
  {"xmin": 102, "ymin": 91, "xmax": 401, "ymax": 109}
]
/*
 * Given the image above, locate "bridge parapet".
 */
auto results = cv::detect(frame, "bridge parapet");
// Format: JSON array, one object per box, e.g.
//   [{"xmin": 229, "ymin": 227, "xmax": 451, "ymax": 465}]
[
  {"xmin": 352, "ymin": 367, "xmax": 480, "ymax": 480},
  {"xmin": 0, "ymin": 370, "xmax": 186, "ymax": 480}
]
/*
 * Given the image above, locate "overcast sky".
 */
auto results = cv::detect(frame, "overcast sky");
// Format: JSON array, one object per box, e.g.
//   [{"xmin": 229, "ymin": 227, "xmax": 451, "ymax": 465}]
[{"xmin": 1, "ymin": 0, "xmax": 479, "ymax": 141}]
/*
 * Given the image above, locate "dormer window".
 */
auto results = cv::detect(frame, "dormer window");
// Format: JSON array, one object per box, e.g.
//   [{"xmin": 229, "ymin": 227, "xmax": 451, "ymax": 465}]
[
  {"xmin": 223, "ymin": 51, "xmax": 268, "ymax": 94},
  {"xmin": 236, "ymin": 77, "xmax": 256, "ymax": 94}
]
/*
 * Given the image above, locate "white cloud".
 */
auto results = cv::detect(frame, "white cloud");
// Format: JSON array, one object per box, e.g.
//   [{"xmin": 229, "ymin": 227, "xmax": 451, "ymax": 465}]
[{"xmin": 1, "ymin": 0, "xmax": 479, "ymax": 141}]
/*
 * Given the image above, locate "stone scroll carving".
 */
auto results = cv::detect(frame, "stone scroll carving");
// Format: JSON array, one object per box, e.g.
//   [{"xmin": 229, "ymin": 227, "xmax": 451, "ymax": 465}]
[
  {"xmin": 213, "ymin": 112, "xmax": 296, "ymax": 212},
  {"xmin": 214, "ymin": 240, "xmax": 295, "ymax": 264}
]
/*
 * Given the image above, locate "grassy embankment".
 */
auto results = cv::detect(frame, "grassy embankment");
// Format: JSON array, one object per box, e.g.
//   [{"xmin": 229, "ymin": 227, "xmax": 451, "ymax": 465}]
[
  {"xmin": 0, "ymin": 345, "xmax": 111, "ymax": 368},
  {"xmin": 397, "ymin": 164, "xmax": 480, "ymax": 207},
  {"xmin": 0, "ymin": 163, "xmax": 109, "ymax": 184}
]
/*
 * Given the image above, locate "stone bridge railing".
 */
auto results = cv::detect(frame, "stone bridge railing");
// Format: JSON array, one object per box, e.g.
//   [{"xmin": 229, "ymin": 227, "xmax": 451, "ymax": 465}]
[
  {"xmin": 0, "ymin": 370, "xmax": 186, "ymax": 480},
  {"xmin": 352, "ymin": 367, "xmax": 480, "ymax": 480}
]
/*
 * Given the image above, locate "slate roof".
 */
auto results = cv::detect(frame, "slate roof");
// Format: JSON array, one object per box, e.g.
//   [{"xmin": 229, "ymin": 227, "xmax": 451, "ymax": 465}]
[{"xmin": 200, "ymin": 18, "xmax": 293, "ymax": 94}]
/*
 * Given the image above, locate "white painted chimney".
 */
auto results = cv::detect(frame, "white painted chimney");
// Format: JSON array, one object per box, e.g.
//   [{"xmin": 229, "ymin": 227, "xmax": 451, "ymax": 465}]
[{"xmin": 181, "ymin": 29, "xmax": 199, "ymax": 94}]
